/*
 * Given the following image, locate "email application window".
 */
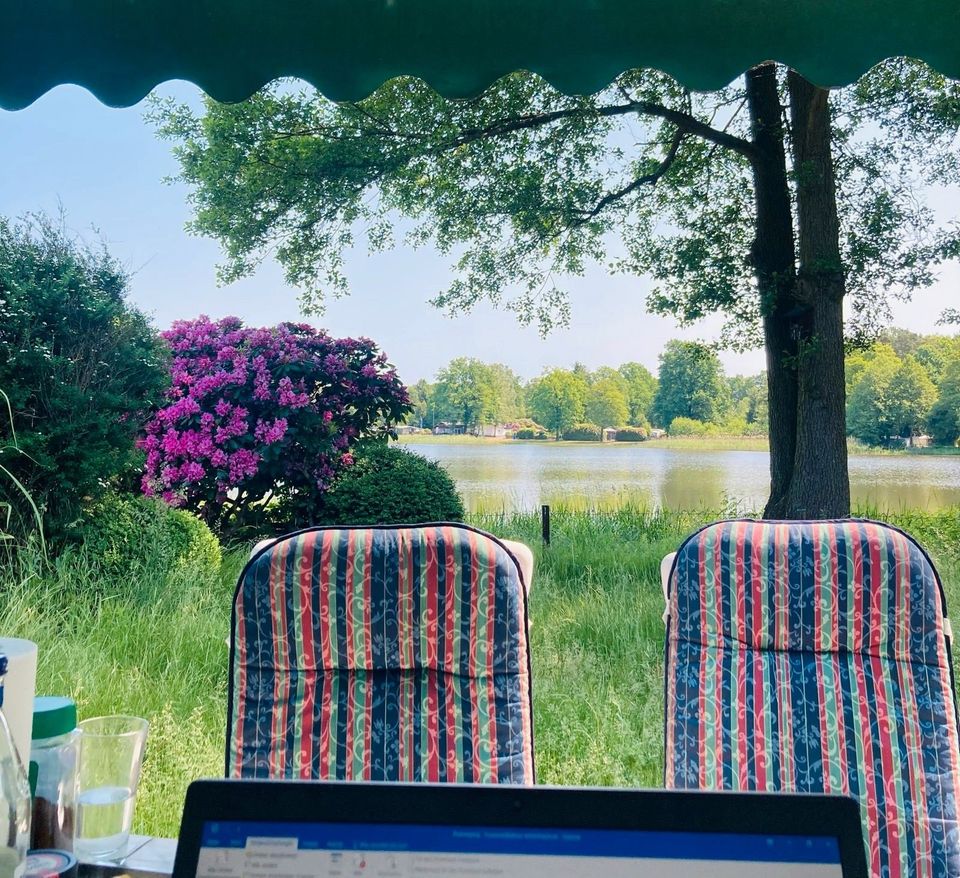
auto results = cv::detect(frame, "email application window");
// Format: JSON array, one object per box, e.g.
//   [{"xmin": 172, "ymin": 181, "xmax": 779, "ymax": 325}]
[{"xmin": 194, "ymin": 821, "xmax": 844, "ymax": 878}]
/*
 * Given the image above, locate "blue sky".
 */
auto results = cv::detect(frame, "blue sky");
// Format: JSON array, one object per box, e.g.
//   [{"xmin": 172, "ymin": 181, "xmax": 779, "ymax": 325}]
[{"xmin": 0, "ymin": 82, "xmax": 957, "ymax": 386}]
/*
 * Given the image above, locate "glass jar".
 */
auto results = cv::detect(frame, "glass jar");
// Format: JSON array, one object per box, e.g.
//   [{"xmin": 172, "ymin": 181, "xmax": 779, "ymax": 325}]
[
  {"xmin": 0, "ymin": 654, "xmax": 30, "ymax": 878},
  {"xmin": 29, "ymin": 697, "xmax": 79, "ymax": 852}
]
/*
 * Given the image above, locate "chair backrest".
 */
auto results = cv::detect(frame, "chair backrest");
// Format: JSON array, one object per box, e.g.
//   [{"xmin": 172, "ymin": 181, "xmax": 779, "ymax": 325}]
[
  {"xmin": 664, "ymin": 518, "xmax": 960, "ymax": 878},
  {"xmin": 228, "ymin": 523, "xmax": 534, "ymax": 784}
]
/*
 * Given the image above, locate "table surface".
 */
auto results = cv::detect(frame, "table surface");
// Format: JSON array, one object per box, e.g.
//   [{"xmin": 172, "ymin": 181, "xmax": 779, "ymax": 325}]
[{"xmin": 76, "ymin": 834, "xmax": 176, "ymax": 877}]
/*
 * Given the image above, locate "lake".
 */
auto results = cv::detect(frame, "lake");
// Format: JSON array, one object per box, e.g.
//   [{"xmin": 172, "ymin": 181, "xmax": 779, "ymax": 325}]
[{"xmin": 405, "ymin": 441, "xmax": 960, "ymax": 512}]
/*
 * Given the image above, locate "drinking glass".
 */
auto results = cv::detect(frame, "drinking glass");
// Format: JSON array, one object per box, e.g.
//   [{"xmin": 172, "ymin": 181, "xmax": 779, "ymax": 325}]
[{"xmin": 74, "ymin": 716, "xmax": 148, "ymax": 860}]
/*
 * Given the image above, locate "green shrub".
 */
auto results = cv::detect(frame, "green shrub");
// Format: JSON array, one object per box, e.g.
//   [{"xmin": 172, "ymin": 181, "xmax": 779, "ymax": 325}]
[
  {"xmin": 615, "ymin": 427, "xmax": 648, "ymax": 442},
  {"xmin": 562, "ymin": 423, "xmax": 602, "ymax": 441},
  {"xmin": 668, "ymin": 416, "xmax": 711, "ymax": 436},
  {"xmin": 514, "ymin": 428, "xmax": 536, "ymax": 439},
  {"xmin": 0, "ymin": 216, "xmax": 168, "ymax": 545},
  {"xmin": 77, "ymin": 493, "xmax": 221, "ymax": 579},
  {"xmin": 314, "ymin": 443, "xmax": 464, "ymax": 525},
  {"xmin": 535, "ymin": 431, "xmax": 549, "ymax": 440}
]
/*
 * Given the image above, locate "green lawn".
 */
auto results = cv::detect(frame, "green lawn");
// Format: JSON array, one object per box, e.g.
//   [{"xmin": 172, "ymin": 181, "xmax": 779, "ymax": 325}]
[{"xmin": 2, "ymin": 506, "xmax": 959, "ymax": 837}]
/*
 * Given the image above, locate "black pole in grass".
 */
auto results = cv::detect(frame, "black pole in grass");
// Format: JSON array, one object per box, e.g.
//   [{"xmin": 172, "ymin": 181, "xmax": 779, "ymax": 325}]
[{"xmin": 541, "ymin": 504, "xmax": 550, "ymax": 546}]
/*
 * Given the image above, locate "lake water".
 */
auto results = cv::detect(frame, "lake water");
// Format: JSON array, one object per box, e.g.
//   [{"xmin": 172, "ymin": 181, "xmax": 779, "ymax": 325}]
[{"xmin": 406, "ymin": 442, "xmax": 960, "ymax": 512}]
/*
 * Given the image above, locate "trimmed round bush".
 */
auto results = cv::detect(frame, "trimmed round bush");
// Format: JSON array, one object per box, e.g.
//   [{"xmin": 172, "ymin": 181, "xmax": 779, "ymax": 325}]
[
  {"xmin": 668, "ymin": 416, "xmax": 709, "ymax": 436},
  {"xmin": 562, "ymin": 423, "xmax": 602, "ymax": 441},
  {"xmin": 514, "ymin": 428, "xmax": 536, "ymax": 440},
  {"xmin": 78, "ymin": 493, "xmax": 221, "ymax": 578},
  {"xmin": 615, "ymin": 426, "xmax": 648, "ymax": 442},
  {"xmin": 315, "ymin": 444, "xmax": 464, "ymax": 525}
]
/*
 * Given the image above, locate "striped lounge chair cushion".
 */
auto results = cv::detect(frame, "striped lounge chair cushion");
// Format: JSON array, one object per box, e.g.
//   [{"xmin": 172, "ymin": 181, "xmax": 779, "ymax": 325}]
[
  {"xmin": 228, "ymin": 524, "xmax": 534, "ymax": 784},
  {"xmin": 665, "ymin": 519, "xmax": 960, "ymax": 878}
]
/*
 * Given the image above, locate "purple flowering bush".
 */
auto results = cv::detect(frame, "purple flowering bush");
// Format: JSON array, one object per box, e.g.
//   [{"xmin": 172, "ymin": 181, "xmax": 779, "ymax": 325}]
[{"xmin": 140, "ymin": 316, "xmax": 410, "ymax": 534}]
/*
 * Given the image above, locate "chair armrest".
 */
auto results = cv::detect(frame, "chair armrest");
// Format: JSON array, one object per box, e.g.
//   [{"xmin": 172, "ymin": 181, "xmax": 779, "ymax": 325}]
[
  {"xmin": 501, "ymin": 539, "xmax": 534, "ymax": 596},
  {"xmin": 660, "ymin": 551, "xmax": 677, "ymax": 624}
]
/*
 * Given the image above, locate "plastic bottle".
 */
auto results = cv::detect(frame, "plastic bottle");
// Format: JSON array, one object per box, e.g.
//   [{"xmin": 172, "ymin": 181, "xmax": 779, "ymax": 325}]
[
  {"xmin": 29, "ymin": 698, "xmax": 79, "ymax": 852},
  {"xmin": 0, "ymin": 654, "xmax": 30, "ymax": 878}
]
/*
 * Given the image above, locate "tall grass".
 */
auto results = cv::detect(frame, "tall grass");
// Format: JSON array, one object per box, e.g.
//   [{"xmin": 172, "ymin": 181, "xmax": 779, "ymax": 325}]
[
  {"xmin": 0, "ymin": 544, "xmax": 248, "ymax": 835},
  {"xmin": 1, "ymin": 505, "xmax": 959, "ymax": 835}
]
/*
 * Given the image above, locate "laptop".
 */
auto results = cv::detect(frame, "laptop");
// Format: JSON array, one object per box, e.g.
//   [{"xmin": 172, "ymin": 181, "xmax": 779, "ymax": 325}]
[{"xmin": 172, "ymin": 780, "xmax": 867, "ymax": 877}]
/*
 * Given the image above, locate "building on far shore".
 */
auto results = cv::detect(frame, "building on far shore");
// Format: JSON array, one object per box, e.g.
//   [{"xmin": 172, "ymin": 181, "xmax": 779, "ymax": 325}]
[
  {"xmin": 434, "ymin": 421, "xmax": 466, "ymax": 435},
  {"xmin": 898, "ymin": 434, "xmax": 932, "ymax": 448},
  {"xmin": 475, "ymin": 424, "xmax": 509, "ymax": 438}
]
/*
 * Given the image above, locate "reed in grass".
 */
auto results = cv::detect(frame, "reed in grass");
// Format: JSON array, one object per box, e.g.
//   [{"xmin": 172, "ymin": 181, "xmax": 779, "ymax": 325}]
[{"xmin": 1, "ymin": 504, "xmax": 958, "ymax": 835}]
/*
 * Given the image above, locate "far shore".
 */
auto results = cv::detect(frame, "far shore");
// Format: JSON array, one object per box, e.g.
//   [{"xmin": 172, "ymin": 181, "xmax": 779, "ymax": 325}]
[{"xmin": 396, "ymin": 433, "xmax": 960, "ymax": 456}]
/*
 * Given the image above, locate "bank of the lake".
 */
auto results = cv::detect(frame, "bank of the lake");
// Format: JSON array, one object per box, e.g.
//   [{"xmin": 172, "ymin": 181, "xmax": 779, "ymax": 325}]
[
  {"xmin": 400, "ymin": 433, "xmax": 960, "ymax": 455},
  {"xmin": 398, "ymin": 437, "xmax": 960, "ymax": 511}
]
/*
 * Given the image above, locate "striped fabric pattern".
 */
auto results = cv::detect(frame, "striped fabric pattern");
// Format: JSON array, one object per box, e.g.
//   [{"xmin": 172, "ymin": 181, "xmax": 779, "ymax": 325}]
[
  {"xmin": 665, "ymin": 519, "xmax": 960, "ymax": 878},
  {"xmin": 227, "ymin": 524, "xmax": 534, "ymax": 784}
]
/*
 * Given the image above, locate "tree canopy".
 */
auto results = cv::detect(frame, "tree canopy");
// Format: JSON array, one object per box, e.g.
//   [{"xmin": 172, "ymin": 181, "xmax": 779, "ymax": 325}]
[
  {"xmin": 650, "ymin": 341, "xmax": 730, "ymax": 429},
  {"xmin": 151, "ymin": 63, "xmax": 960, "ymax": 516},
  {"xmin": 528, "ymin": 369, "xmax": 587, "ymax": 440}
]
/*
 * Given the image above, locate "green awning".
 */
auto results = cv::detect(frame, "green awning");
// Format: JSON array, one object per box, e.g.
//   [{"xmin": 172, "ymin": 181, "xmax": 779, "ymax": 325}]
[{"xmin": 2, "ymin": 0, "xmax": 959, "ymax": 109}]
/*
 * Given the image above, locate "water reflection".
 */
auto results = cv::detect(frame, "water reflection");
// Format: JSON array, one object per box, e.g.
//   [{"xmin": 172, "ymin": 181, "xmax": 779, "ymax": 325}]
[{"xmin": 406, "ymin": 442, "xmax": 960, "ymax": 512}]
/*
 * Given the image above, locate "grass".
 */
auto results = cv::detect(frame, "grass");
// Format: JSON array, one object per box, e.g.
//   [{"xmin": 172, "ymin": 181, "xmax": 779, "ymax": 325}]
[{"xmin": 2, "ymin": 505, "xmax": 960, "ymax": 836}]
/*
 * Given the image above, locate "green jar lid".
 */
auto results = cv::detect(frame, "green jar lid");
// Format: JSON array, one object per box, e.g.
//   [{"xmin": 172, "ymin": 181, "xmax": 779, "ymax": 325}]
[{"xmin": 31, "ymin": 697, "xmax": 77, "ymax": 741}]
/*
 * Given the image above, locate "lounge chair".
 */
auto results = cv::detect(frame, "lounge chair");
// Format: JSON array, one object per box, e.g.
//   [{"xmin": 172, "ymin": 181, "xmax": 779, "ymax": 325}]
[
  {"xmin": 228, "ymin": 523, "xmax": 535, "ymax": 783},
  {"xmin": 664, "ymin": 518, "xmax": 960, "ymax": 877}
]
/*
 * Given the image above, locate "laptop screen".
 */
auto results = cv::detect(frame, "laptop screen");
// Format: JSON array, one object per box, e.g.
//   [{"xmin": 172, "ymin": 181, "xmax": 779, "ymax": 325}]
[{"xmin": 194, "ymin": 819, "xmax": 844, "ymax": 877}]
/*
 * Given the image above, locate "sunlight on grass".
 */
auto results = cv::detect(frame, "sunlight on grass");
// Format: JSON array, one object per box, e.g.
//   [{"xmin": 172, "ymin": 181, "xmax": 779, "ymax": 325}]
[{"xmin": 2, "ymin": 506, "xmax": 959, "ymax": 836}]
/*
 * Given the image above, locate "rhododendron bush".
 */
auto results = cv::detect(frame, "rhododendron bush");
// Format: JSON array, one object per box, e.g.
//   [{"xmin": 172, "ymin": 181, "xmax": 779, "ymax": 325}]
[{"xmin": 141, "ymin": 316, "xmax": 410, "ymax": 533}]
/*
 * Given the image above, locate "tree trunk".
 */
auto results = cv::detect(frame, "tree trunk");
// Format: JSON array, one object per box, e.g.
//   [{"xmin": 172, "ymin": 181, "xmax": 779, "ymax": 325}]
[
  {"xmin": 744, "ymin": 64, "xmax": 801, "ymax": 518},
  {"xmin": 782, "ymin": 71, "xmax": 850, "ymax": 518}
]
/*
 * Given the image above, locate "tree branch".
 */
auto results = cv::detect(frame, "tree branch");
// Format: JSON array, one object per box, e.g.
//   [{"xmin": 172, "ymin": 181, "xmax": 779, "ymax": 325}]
[
  {"xmin": 632, "ymin": 100, "xmax": 756, "ymax": 160},
  {"xmin": 272, "ymin": 98, "xmax": 756, "ymax": 162},
  {"xmin": 570, "ymin": 126, "xmax": 686, "ymax": 224}
]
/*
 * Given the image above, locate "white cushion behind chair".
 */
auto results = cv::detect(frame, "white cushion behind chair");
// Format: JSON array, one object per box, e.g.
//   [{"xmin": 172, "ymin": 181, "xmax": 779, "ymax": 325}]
[{"xmin": 660, "ymin": 551, "xmax": 676, "ymax": 623}]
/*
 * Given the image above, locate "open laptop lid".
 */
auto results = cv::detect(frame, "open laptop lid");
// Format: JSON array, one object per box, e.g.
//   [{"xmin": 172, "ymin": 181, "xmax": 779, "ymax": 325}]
[{"xmin": 173, "ymin": 780, "xmax": 868, "ymax": 877}]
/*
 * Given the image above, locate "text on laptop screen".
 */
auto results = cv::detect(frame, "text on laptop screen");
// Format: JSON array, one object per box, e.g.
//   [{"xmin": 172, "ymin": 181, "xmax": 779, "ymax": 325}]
[{"xmin": 194, "ymin": 819, "xmax": 844, "ymax": 877}]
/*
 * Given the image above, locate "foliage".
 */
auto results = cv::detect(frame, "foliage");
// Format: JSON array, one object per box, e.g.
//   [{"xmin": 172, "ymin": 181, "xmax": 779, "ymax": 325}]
[
  {"xmin": 407, "ymin": 379, "xmax": 435, "ymax": 428},
  {"xmin": 927, "ymin": 360, "xmax": 960, "ymax": 446},
  {"xmin": 19, "ymin": 504, "xmax": 960, "ymax": 834},
  {"xmin": 584, "ymin": 377, "xmax": 629, "ymax": 428},
  {"xmin": 140, "ymin": 316, "xmax": 410, "ymax": 535},
  {"xmin": 432, "ymin": 358, "xmax": 523, "ymax": 429},
  {"xmin": 887, "ymin": 356, "xmax": 937, "ymax": 439},
  {"xmin": 617, "ymin": 363, "xmax": 657, "ymax": 427},
  {"xmin": 667, "ymin": 417, "xmax": 713, "ymax": 437},
  {"xmin": 843, "ymin": 342, "xmax": 944, "ymax": 445},
  {"xmin": 151, "ymin": 62, "xmax": 960, "ymax": 519},
  {"xmin": 0, "ymin": 216, "xmax": 168, "ymax": 544},
  {"xmin": 433, "ymin": 358, "xmax": 495, "ymax": 430},
  {"xmin": 727, "ymin": 373, "xmax": 768, "ymax": 429},
  {"xmin": 527, "ymin": 369, "xmax": 587, "ymax": 440},
  {"xmin": 846, "ymin": 344, "xmax": 901, "ymax": 445},
  {"xmin": 916, "ymin": 335, "xmax": 960, "ymax": 386},
  {"xmin": 512, "ymin": 428, "xmax": 549, "ymax": 440},
  {"xmin": 314, "ymin": 443, "xmax": 464, "ymax": 525},
  {"xmin": 562, "ymin": 423, "xmax": 602, "ymax": 441},
  {"xmin": 150, "ymin": 64, "xmax": 958, "ymax": 339},
  {"xmin": 650, "ymin": 341, "xmax": 730, "ymax": 428},
  {"xmin": 0, "ymin": 540, "xmax": 245, "ymax": 837},
  {"xmin": 77, "ymin": 492, "xmax": 221, "ymax": 580},
  {"xmin": 615, "ymin": 427, "xmax": 648, "ymax": 442}
]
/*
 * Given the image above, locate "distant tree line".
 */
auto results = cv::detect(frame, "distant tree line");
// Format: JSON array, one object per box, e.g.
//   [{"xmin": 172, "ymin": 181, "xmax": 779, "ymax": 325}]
[
  {"xmin": 407, "ymin": 341, "xmax": 768, "ymax": 439},
  {"xmin": 410, "ymin": 328, "xmax": 960, "ymax": 447}
]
